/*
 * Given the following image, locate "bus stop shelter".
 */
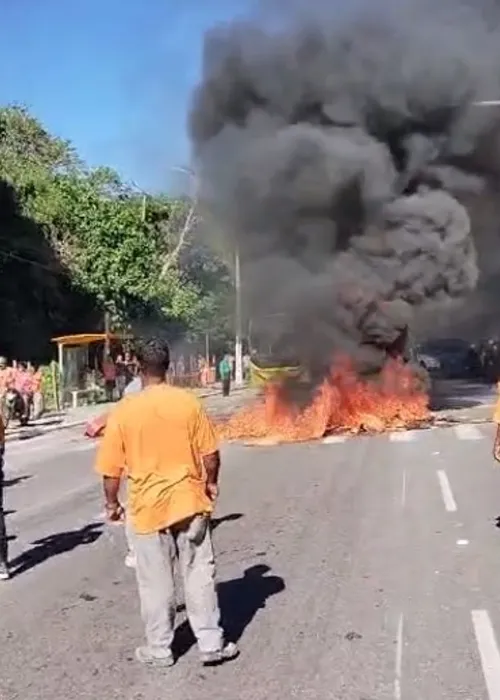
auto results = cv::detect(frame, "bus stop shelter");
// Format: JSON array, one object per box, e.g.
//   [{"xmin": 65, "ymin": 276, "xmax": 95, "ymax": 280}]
[{"xmin": 51, "ymin": 333, "xmax": 130, "ymax": 408}]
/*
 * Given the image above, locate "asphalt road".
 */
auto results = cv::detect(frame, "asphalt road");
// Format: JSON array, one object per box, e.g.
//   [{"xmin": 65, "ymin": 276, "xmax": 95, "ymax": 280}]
[
  {"xmin": 430, "ymin": 378, "xmax": 497, "ymax": 411},
  {"xmin": 2, "ymin": 421, "xmax": 500, "ymax": 699}
]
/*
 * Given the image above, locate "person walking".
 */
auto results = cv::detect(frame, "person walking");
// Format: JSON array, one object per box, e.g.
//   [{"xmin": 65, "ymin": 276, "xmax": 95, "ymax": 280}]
[
  {"xmin": 0, "ymin": 414, "xmax": 9, "ymax": 579},
  {"xmin": 219, "ymin": 354, "xmax": 232, "ymax": 397},
  {"xmin": 103, "ymin": 355, "xmax": 117, "ymax": 402},
  {"xmin": 95, "ymin": 337, "xmax": 238, "ymax": 667}
]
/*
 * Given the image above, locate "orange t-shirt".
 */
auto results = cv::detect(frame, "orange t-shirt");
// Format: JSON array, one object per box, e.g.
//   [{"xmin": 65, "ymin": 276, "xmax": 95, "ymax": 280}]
[{"xmin": 94, "ymin": 384, "xmax": 218, "ymax": 534}]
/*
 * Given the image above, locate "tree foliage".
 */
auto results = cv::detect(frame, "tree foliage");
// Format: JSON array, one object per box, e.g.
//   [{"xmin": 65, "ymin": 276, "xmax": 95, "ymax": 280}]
[{"xmin": 0, "ymin": 105, "xmax": 233, "ymax": 359}]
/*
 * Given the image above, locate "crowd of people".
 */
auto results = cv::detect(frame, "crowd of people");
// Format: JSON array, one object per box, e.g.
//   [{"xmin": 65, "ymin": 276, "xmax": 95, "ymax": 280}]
[
  {"xmin": 99, "ymin": 349, "xmax": 252, "ymax": 404},
  {"xmin": 0, "ymin": 357, "xmax": 44, "ymax": 420}
]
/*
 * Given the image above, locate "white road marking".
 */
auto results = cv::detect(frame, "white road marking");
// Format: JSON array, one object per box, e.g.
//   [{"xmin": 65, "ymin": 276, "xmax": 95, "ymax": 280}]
[
  {"xmin": 437, "ymin": 470, "xmax": 457, "ymax": 512},
  {"xmin": 401, "ymin": 469, "xmax": 407, "ymax": 508},
  {"xmin": 321, "ymin": 435, "xmax": 347, "ymax": 444},
  {"xmin": 454, "ymin": 424, "xmax": 483, "ymax": 441},
  {"xmin": 390, "ymin": 431, "xmax": 416, "ymax": 442},
  {"xmin": 457, "ymin": 539, "xmax": 469, "ymax": 546},
  {"xmin": 394, "ymin": 613, "xmax": 404, "ymax": 700},
  {"xmin": 472, "ymin": 610, "xmax": 500, "ymax": 699}
]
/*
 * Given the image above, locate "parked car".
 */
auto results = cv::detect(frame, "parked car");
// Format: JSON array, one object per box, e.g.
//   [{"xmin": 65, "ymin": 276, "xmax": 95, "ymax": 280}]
[{"xmin": 416, "ymin": 339, "xmax": 475, "ymax": 378}]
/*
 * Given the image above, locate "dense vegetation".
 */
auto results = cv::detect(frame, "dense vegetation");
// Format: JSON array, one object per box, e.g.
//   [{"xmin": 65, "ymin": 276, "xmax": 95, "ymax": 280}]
[{"xmin": 0, "ymin": 106, "xmax": 233, "ymax": 360}]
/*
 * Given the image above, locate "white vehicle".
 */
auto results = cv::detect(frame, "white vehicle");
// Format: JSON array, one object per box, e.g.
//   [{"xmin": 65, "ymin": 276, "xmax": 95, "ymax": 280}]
[{"xmin": 416, "ymin": 352, "xmax": 441, "ymax": 371}]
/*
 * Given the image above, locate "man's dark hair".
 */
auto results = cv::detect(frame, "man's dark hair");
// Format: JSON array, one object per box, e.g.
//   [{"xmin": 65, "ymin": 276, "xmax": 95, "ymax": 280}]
[{"xmin": 135, "ymin": 337, "xmax": 170, "ymax": 378}]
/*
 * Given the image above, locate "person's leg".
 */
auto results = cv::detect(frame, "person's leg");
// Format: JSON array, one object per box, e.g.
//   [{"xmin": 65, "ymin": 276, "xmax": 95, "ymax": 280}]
[
  {"xmin": 132, "ymin": 528, "xmax": 177, "ymax": 666},
  {"xmin": 33, "ymin": 391, "xmax": 43, "ymax": 419},
  {"xmin": 124, "ymin": 512, "xmax": 136, "ymax": 568},
  {"xmin": 123, "ymin": 480, "xmax": 136, "ymax": 567},
  {"xmin": 222, "ymin": 377, "xmax": 230, "ymax": 397},
  {"xmin": 174, "ymin": 515, "xmax": 238, "ymax": 664},
  {"xmin": 0, "ymin": 453, "xmax": 9, "ymax": 579}
]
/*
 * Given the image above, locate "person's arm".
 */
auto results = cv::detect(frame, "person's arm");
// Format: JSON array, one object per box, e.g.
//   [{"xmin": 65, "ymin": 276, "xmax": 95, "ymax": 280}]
[
  {"xmin": 494, "ymin": 424, "xmax": 500, "ymax": 463},
  {"xmin": 203, "ymin": 450, "xmax": 221, "ymax": 500},
  {"xmin": 193, "ymin": 403, "xmax": 221, "ymax": 501},
  {"xmin": 94, "ymin": 410, "xmax": 125, "ymax": 520}
]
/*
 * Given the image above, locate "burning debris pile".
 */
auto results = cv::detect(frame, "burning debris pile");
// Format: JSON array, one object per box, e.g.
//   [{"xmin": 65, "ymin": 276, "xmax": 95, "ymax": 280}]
[
  {"xmin": 189, "ymin": 0, "xmax": 500, "ymax": 442},
  {"xmin": 219, "ymin": 358, "xmax": 429, "ymax": 444}
]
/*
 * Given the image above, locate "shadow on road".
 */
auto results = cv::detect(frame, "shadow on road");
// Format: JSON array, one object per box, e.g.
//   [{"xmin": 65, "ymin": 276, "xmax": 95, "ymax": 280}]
[
  {"xmin": 173, "ymin": 563, "xmax": 285, "ymax": 659},
  {"xmin": 4, "ymin": 474, "xmax": 32, "ymax": 488},
  {"xmin": 10, "ymin": 522, "xmax": 103, "ymax": 577},
  {"xmin": 211, "ymin": 512, "xmax": 244, "ymax": 531}
]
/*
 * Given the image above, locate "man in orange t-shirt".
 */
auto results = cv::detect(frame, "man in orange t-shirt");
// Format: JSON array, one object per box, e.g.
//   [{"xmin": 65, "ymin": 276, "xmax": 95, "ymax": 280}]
[{"xmin": 95, "ymin": 337, "xmax": 238, "ymax": 668}]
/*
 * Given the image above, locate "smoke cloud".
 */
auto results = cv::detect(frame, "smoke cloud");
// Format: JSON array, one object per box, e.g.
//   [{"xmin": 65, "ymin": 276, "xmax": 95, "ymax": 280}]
[{"xmin": 188, "ymin": 0, "xmax": 500, "ymax": 373}]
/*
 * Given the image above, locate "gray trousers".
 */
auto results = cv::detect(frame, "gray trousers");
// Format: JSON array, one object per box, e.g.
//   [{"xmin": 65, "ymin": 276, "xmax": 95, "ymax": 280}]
[{"xmin": 132, "ymin": 515, "xmax": 223, "ymax": 654}]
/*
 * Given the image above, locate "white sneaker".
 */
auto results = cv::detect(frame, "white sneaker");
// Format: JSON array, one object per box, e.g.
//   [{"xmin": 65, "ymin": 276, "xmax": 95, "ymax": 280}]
[
  {"xmin": 0, "ymin": 560, "xmax": 10, "ymax": 580},
  {"xmin": 124, "ymin": 552, "xmax": 136, "ymax": 569}
]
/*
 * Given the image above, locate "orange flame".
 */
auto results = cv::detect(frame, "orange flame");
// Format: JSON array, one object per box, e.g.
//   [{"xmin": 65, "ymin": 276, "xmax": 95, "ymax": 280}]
[{"xmin": 218, "ymin": 357, "xmax": 430, "ymax": 444}]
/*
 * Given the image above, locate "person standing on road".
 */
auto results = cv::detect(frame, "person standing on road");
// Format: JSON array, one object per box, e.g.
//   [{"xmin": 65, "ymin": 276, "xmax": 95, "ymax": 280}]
[
  {"xmin": 15, "ymin": 362, "xmax": 32, "ymax": 420},
  {"xmin": 103, "ymin": 355, "xmax": 117, "ymax": 402},
  {"xmin": 219, "ymin": 354, "xmax": 232, "ymax": 397},
  {"xmin": 0, "ymin": 414, "xmax": 9, "ymax": 579},
  {"xmin": 95, "ymin": 337, "xmax": 238, "ymax": 668}
]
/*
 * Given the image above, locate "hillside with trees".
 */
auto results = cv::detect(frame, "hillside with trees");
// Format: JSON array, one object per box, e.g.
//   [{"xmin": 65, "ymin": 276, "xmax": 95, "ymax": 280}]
[{"xmin": 0, "ymin": 105, "xmax": 233, "ymax": 360}]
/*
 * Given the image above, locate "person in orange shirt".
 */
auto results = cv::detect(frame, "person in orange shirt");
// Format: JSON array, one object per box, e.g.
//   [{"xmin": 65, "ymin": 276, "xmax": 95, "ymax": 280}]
[{"xmin": 95, "ymin": 337, "xmax": 238, "ymax": 668}]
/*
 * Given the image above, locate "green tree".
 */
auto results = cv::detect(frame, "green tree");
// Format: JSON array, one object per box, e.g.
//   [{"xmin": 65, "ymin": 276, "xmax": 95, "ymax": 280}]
[{"xmin": 0, "ymin": 104, "xmax": 235, "ymax": 357}]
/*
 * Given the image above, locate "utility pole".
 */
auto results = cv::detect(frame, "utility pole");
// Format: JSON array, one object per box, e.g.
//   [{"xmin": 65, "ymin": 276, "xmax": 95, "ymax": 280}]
[
  {"xmin": 234, "ymin": 248, "xmax": 244, "ymax": 387},
  {"xmin": 205, "ymin": 331, "xmax": 210, "ymax": 366},
  {"xmin": 104, "ymin": 309, "xmax": 111, "ymax": 356}
]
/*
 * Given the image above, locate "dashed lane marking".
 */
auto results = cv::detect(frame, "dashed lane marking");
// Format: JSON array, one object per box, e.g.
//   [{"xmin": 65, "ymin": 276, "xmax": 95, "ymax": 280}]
[
  {"xmin": 437, "ymin": 469, "xmax": 457, "ymax": 512},
  {"xmin": 472, "ymin": 610, "xmax": 500, "ymax": 700},
  {"xmin": 389, "ymin": 431, "xmax": 417, "ymax": 442},
  {"xmin": 454, "ymin": 424, "xmax": 484, "ymax": 441}
]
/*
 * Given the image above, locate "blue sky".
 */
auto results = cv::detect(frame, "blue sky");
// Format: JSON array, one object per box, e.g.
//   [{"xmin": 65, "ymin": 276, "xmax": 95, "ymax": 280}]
[{"xmin": 0, "ymin": 0, "xmax": 251, "ymax": 192}]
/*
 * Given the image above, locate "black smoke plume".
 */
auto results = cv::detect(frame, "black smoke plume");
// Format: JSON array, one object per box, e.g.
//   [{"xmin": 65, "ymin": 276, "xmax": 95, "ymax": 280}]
[{"xmin": 188, "ymin": 0, "xmax": 500, "ymax": 375}]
